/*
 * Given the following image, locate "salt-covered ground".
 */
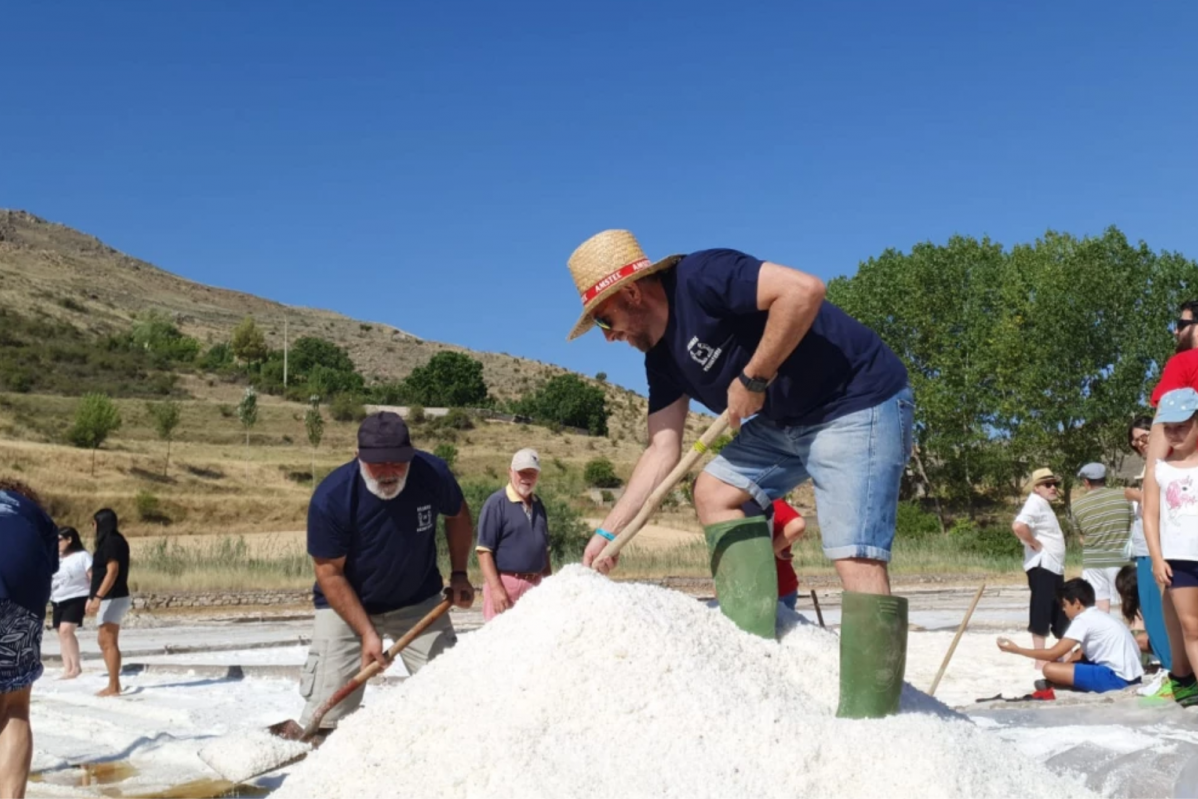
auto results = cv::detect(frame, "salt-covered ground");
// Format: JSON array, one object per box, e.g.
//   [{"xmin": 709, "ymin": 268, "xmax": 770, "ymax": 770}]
[{"xmin": 25, "ymin": 576, "xmax": 1198, "ymax": 798}]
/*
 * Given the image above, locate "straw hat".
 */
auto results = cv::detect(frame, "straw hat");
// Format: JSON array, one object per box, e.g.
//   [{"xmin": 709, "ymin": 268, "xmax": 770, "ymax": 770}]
[
  {"xmin": 565, "ymin": 230, "xmax": 683, "ymax": 341},
  {"xmin": 1026, "ymin": 467, "xmax": 1060, "ymax": 490}
]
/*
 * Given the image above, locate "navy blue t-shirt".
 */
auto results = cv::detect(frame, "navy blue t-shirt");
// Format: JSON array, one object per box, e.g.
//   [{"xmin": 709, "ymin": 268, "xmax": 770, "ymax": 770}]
[
  {"xmin": 308, "ymin": 454, "xmax": 465, "ymax": 615},
  {"xmin": 0, "ymin": 489, "xmax": 59, "ymax": 621},
  {"xmin": 645, "ymin": 249, "xmax": 908, "ymax": 426}
]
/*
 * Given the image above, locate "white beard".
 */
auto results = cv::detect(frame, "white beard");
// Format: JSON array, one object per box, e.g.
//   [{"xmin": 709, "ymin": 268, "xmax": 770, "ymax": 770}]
[
  {"xmin": 359, "ymin": 462, "xmax": 408, "ymax": 500},
  {"xmin": 513, "ymin": 482, "xmax": 535, "ymax": 499}
]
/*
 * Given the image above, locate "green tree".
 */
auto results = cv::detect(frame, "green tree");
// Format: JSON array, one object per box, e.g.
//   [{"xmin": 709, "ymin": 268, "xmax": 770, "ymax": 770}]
[
  {"xmin": 305, "ymin": 395, "xmax": 324, "ymax": 487},
  {"xmin": 238, "ymin": 386, "xmax": 259, "ymax": 480},
  {"xmin": 584, "ymin": 457, "xmax": 622, "ymax": 488},
  {"xmin": 230, "ymin": 316, "xmax": 269, "ymax": 364},
  {"xmin": 68, "ymin": 393, "xmax": 123, "ymax": 476},
  {"xmin": 130, "ymin": 311, "xmax": 200, "ymax": 363},
  {"xmin": 402, "ymin": 352, "xmax": 489, "ymax": 407},
  {"xmin": 515, "ymin": 374, "xmax": 609, "ymax": 436},
  {"xmin": 290, "ymin": 337, "xmax": 357, "ymax": 377},
  {"xmin": 146, "ymin": 400, "xmax": 182, "ymax": 476}
]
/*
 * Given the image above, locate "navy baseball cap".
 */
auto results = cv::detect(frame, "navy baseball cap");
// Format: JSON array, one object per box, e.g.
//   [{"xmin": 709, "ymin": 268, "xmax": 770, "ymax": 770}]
[{"xmin": 357, "ymin": 412, "xmax": 416, "ymax": 463}]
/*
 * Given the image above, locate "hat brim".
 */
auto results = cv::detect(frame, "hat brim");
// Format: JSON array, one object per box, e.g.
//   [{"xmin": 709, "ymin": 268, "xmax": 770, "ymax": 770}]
[
  {"xmin": 358, "ymin": 446, "xmax": 416, "ymax": 464},
  {"xmin": 1031, "ymin": 474, "xmax": 1061, "ymax": 487},
  {"xmin": 1155, "ymin": 408, "xmax": 1197, "ymax": 425},
  {"xmin": 566, "ymin": 254, "xmax": 685, "ymax": 341}
]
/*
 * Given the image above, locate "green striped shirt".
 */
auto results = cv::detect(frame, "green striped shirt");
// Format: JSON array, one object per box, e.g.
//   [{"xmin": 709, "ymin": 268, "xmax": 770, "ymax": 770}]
[{"xmin": 1071, "ymin": 487, "xmax": 1133, "ymax": 568}]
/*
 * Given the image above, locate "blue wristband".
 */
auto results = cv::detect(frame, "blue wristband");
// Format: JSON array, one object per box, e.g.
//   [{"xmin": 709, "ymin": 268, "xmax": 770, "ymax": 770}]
[{"xmin": 595, "ymin": 528, "xmax": 616, "ymax": 542}]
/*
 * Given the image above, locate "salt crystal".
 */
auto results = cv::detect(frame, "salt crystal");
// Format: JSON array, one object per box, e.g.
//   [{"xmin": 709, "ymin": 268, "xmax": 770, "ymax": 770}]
[
  {"xmin": 199, "ymin": 728, "xmax": 310, "ymax": 784},
  {"xmin": 276, "ymin": 566, "xmax": 1093, "ymax": 799}
]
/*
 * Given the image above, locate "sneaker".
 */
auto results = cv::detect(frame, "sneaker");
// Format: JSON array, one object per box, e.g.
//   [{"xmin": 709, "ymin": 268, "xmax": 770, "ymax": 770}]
[
  {"xmin": 1174, "ymin": 678, "xmax": 1198, "ymax": 708},
  {"xmin": 1137, "ymin": 671, "xmax": 1167, "ymax": 697},
  {"xmin": 1138, "ymin": 673, "xmax": 1175, "ymax": 706}
]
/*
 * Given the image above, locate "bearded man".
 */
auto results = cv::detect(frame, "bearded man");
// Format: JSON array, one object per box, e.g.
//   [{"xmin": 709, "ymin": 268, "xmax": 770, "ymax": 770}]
[{"xmin": 298, "ymin": 412, "xmax": 474, "ymax": 733}]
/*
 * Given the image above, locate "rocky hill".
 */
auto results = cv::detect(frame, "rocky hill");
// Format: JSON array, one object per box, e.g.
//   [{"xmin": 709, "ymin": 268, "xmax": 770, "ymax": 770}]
[{"xmin": 0, "ymin": 209, "xmax": 679, "ymax": 439}]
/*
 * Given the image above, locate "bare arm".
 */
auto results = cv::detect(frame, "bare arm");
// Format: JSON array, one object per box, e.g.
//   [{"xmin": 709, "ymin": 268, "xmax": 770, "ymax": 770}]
[
  {"xmin": 444, "ymin": 501, "xmax": 475, "ymax": 608},
  {"xmin": 314, "ymin": 556, "xmax": 374, "ymax": 640},
  {"xmin": 1012, "ymin": 521, "xmax": 1041, "ymax": 551},
  {"xmin": 1125, "ymin": 487, "xmax": 1142, "ymax": 503},
  {"xmin": 998, "ymin": 636, "xmax": 1077, "ymax": 661},
  {"xmin": 727, "ymin": 263, "xmax": 827, "ymax": 427},
  {"xmin": 583, "ymin": 396, "xmax": 688, "ymax": 572},
  {"xmin": 1144, "ymin": 424, "xmax": 1172, "ymax": 584},
  {"xmin": 744, "ymin": 262, "xmax": 827, "ymax": 380}
]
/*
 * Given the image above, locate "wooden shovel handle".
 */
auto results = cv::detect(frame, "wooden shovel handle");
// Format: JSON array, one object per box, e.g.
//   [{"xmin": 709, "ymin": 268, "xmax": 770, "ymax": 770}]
[
  {"xmin": 303, "ymin": 596, "xmax": 453, "ymax": 738},
  {"xmin": 597, "ymin": 411, "xmax": 731, "ymax": 561}
]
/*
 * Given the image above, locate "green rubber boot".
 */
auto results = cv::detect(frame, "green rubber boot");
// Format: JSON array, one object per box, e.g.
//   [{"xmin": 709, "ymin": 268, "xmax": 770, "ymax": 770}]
[
  {"xmin": 836, "ymin": 591, "xmax": 908, "ymax": 719},
  {"xmin": 704, "ymin": 517, "xmax": 778, "ymax": 639}
]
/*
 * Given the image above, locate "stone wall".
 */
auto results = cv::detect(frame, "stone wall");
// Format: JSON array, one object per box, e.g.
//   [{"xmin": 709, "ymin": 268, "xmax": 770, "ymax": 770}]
[{"xmin": 130, "ymin": 590, "xmax": 311, "ymax": 610}]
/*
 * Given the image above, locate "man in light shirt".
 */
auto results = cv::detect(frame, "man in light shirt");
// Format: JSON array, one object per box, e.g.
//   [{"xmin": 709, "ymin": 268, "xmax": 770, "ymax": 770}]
[{"xmin": 1012, "ymin": 468, "xmax": 1069, "ymax": 665}]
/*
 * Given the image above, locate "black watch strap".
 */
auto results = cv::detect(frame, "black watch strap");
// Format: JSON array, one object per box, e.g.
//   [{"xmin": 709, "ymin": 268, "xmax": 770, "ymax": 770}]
[{"xmin": 738, "ymin": 370, "xmax": 770, "ymax": 393}]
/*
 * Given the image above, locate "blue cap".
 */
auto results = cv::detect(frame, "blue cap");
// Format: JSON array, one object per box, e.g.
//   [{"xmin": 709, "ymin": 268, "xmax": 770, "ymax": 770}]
[
  {"xmin": 1155, "ymin": 388, "xmax": 1198, "ymax": 425},
  {"xmin": 1077, "ymin": 463, "xmax": 1106, "ymax": 481}
]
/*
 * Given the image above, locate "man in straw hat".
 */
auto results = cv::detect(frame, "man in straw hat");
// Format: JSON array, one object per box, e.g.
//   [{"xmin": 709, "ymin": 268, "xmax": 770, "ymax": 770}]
[
  {"xmin": 1012, "ymin": 467, "xmax": 1069, "ymax": 666},
  {"xmin": 566, "ymin": 230, "xmax": 913, "ymax": 718}
]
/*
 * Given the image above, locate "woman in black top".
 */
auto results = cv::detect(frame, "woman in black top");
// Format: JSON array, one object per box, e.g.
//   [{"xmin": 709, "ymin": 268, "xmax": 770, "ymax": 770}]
[{"xmin": 85, "ymin": 509, "xmax": 130, "ymax": 698}]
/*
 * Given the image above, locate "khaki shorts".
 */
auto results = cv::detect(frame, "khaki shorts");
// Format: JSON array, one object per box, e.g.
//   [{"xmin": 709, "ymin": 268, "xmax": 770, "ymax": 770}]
[{"xmin": 298, "ymin": 592, "xmax": 456, "ymax": 729}]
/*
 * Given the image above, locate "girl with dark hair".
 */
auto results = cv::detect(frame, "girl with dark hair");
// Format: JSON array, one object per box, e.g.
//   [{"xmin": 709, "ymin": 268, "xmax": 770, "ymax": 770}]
[
  {"xmin": 1115, "ymin": 564, "xmax": 1152, "ymax": 656},
  {"xmin": 1125, "ymin": 415, "xmax": 1173, "ymax": 677},
  {"xmin": 0, "ymin": 478, "xmax": 58, "ymax": 798},
  {"xmin": 85, "ymin": 508, "xmax": 130, "ymax": 698},
  {"xmin": 50, "ymin": 527, "xmax": 92, "ymax": 679}
]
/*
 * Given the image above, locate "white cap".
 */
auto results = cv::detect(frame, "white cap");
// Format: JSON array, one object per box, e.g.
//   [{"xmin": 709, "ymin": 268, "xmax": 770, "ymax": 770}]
[{"xmin": 511, "ymin": 448, "xmax": 541, "ymax": 472}]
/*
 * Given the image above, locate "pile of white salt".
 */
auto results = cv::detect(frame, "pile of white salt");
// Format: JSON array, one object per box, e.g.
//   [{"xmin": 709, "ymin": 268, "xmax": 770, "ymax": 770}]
[{"xmin": 276, "ymin": 567, "xmax": 1093, "ymax": 799}]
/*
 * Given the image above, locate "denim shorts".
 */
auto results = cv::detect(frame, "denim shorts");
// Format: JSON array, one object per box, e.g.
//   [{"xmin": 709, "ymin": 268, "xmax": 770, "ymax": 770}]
[{"xmin": 704, "ymin": 386, "xmax": 914, "ymax": 562}]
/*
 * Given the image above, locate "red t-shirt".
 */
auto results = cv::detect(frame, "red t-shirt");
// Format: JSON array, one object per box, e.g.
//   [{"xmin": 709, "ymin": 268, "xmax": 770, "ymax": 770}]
[
  {"xmin": 772, "ymin": 500, "xmax": 801, "ymax": 597},
  {"xmin": 1152, "ymin": 349, "xmax": 1198, "ymax": 407}
]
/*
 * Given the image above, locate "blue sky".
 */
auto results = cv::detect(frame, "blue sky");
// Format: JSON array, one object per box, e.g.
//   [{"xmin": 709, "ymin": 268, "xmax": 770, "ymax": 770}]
[{"xmin": 2, "ymin": 1, "xmax": 1195, "ymax": 396}]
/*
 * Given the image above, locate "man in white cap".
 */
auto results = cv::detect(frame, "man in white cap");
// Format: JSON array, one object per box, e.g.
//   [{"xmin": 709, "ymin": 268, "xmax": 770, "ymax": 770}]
[
  {"xmin": 1070, "ymin": 462, "xmax": 1133, "ymax": 614},
  {"xmin": 475, "ymin": 448, "xmax": 552, "ymax": 620},
  {"xmin": 565, "ymin": 229, "xmax": 913, "ymax": 719}
]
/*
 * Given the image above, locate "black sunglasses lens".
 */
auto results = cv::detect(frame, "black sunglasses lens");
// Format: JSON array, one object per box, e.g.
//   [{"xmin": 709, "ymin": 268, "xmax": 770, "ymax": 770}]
[{"xmin": 594, "ymin": 316, "xmax": 612, "ymax": 331}]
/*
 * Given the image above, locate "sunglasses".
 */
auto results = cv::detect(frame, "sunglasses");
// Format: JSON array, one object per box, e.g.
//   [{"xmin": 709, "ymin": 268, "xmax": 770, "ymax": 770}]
[
  {"xmin": 1132, "ymin": 434, "xmax": 1150, "ymax": 447},
  {"xmin": 1177, "ymin": 318, "xmax": 1196, "ymax": 331},
  {"xmin": 593, "ymin": 315, "xmax": 613, "ymax": 331},
  {"xmin": 1039, "ymin": 481, "xmax": 1060, "ymax": 489}
]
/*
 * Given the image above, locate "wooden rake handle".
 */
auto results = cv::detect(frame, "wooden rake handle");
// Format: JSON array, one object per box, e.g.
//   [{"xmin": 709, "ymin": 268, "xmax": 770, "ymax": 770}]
[
  {"xmin": 302, "ymin": 596, "xmax": 453, "ymax": 738},
  {"xmin": 597, "ymin": 411, "xmax": 731, "ymax": 562}
]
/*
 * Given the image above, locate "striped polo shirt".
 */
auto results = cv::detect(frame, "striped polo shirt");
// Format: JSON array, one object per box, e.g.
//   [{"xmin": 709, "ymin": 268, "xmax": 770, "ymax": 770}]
[{"xmin": 1070, "ymin": 486, "xmax": 1133, "ymax": 568}]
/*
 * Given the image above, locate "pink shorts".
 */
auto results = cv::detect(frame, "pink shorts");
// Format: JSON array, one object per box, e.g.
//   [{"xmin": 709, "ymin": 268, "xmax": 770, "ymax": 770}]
[{"xmin": 483, "ymin": 573, "xmax": 542, "ymax": 621}]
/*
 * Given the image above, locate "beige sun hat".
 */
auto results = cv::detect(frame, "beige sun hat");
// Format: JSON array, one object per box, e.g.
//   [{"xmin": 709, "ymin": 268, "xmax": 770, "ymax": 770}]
[
  {"xmin": 565, "ymin": 230, "xmax": 683, "ymax": 341},
  {"xmin": 1026, "ymin": 467, "xmax": 1061, "ymax": 490}
]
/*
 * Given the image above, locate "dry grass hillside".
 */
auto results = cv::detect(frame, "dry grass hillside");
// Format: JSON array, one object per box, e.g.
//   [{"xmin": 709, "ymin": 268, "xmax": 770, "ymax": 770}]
[{"xmin": 0, "ymin": 208, "xmax": 701, "ymax": 440}]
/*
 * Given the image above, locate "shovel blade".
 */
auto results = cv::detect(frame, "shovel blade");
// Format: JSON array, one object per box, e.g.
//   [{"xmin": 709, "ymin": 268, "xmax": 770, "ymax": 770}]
[{"xmin": 268, "ymin": 719, "xmax": 306, "ymax": 741}]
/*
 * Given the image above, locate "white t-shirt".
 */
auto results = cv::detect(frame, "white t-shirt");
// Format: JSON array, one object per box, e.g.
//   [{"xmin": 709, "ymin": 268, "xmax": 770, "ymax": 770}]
[
  {"xmin": 1063, "ymin": 606, "xmax": 1145, "ymax": 682},
  {"xmin": 1156, "ymin": 460, "xmax": 1198, "ymax": 562},
  {"xmin": 50, "ymin": 550, "xmax": 93, "ymax": 603},
  {"xmin": 1015, "ymin": 493, "xmax": 1067, "ymax": 575},
  {"xmin": 1130, "ymin": 499, "xmax": 1148, "ymax": 559}
]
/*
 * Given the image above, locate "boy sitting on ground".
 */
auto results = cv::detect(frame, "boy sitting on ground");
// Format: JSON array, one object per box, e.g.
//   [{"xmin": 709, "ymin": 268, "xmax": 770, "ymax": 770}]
[{"xmin": 996, "ymin": 578, "xmax": 1145, "ymax": 693}]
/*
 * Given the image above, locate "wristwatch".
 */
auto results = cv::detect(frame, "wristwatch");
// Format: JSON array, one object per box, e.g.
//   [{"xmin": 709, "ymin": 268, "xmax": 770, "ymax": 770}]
[{"xmin": 738, "ymin": 370, "xmax": 770, "ymax": 393}]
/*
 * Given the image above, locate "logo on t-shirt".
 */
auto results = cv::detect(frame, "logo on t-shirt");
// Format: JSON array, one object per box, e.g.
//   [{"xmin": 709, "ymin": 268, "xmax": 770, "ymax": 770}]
[
  {"xmin": 1165, "ymin": 476, "xmax": 1198, "ymax": 521},
  {"xmin": 687, "ymin": 337, "xmax": 723, "ymax": 372},
  {"xmin": 417, "ymin": 505, "xmax": 433, "ymax": 531}
]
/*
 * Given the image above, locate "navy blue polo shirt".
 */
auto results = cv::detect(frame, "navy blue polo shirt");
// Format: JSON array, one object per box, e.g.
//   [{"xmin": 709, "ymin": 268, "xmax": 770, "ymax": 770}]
[
  {"xmin": 475, "ymin": 485, "xmax": 550, "ymax": 574},
  {"xmin": 0, "ymin": 489, "xmax": 58, "ymax": 621},
  {"xmin": 308, "ymin": 453, "xmax": 464, "ymax": 615},
  {"xmin": 645, "ymin": 249, "xmax": 908, "ymax": 426}
]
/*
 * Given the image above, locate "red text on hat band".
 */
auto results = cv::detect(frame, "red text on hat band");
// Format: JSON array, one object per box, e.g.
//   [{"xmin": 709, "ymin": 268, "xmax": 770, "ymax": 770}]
[{"xmin": 581, "ymin": 258, "xmax": 652, "ymax": 304}]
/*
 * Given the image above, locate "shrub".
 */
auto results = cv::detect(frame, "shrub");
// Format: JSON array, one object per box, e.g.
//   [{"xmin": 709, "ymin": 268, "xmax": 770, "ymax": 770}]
[
  {"xmin": 951, "ymin": 519, "xmax": 1023, "ymax": 559},
  {"xmin": 433, "ymin": 443, "xmax": 459, "ymax": 471},
  {"xmin": 440, "ymin": 408, "xmax": 474, "ymax": 430},
  {"xmin": 408, "ymin": 404, "xmax": 426, "ymax": 424},
  {"xmin": 584, "ymin": 458, "xmax": 622, "ymax": 488},
  {"xmin": 329, "ymin": 394, "xmax": 366, "ymax": 422},
  {"xmin": 136, "ymin": 490, "xmax": 168, "ymax": 523},
  {"xmin": 218, "ymin": 404, "xmax": 235, "ymax": 418},
  {"xmin": 895, "ymin": 502, "xmax": 941, "ymax": 539}
]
